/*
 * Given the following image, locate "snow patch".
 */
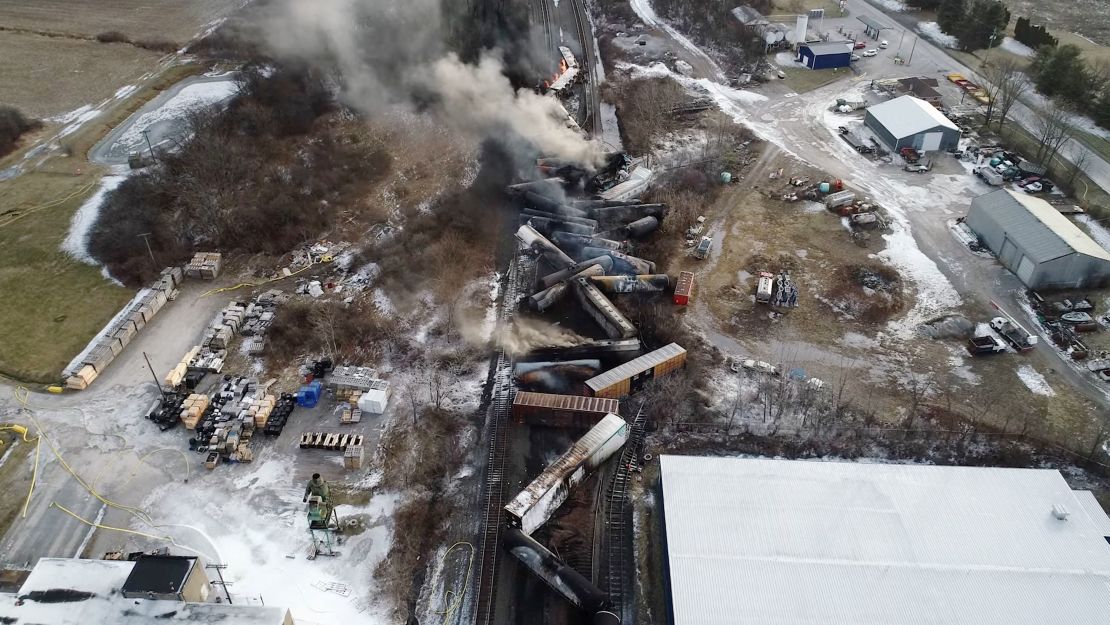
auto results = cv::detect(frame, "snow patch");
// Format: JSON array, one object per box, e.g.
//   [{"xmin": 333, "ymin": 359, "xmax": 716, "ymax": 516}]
[
  {"xmin": 1016, "ymin": 364, "xmax": 1056, "ymax": 396},
  {"xmin": 62, "ymin": 172, "xmax": 128, "ymax": 263},
  {"xmin": 1076, "ymin": 214, "xmax": 1110, "ymax": 251},
  {"xmin": 917, "ymin": 22, "xmax": 958, "ymax": 49},
  {"xmin": 114, "ymin": 85, "xmax": 138, "ymax": 100},
  {"xmin": 1000, "ymin": 37, "xmax": 1035, "ymax": 58},
  {"xmin": 57, "ymin": 107, "xmax": 103, "ymax": 138},
  {"xmin": 774, "ymin": 52, "xmax": 798, "ymax": 67},
  {"xmin": 114, "ymin": 80, "xmax": 239, "ymax": 154},
  {"xmin": 874, "ymin": 0, "xmax": 906, "ymax": 11}
]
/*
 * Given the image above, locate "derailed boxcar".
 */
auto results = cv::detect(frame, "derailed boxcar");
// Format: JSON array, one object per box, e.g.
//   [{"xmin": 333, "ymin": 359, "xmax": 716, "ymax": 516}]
[
  {"xmin": 505, "ymin": 413, "xmax": 629, "ymax": 534},
  {"xmin": 512, "ymin": 391, "xmax": 620, "ymax": 428},
  {"xmin": 584, "ymin": 343, "xmax": 687, "ymax": 399}
]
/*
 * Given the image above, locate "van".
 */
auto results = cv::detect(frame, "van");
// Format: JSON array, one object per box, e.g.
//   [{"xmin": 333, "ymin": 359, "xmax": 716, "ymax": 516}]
[{"xmin": 879, "ymin": 40, "xmax": 888, "ymax": 49}]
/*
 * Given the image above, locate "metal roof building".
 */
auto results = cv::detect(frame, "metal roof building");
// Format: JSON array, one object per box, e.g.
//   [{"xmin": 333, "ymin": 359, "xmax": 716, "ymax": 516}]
[
  {"xmin": 863, "ymin": 95, "xmax": 960, "ymax": 151},
  {"xmin": 965, "ymin": 189, "xmax": 1110, "ymax": 289},
  {"xmin": 796, "ymin": 41, "xmax": 852, "ymax": 70},
  {"xmin": 659, "ymin": 455, "xmax": 1110, "ymax": 625}
]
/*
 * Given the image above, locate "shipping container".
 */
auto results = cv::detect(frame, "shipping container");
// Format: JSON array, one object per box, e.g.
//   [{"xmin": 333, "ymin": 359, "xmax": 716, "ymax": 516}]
[
  {"xmin": 584, "ymin": 343, "xmax": 687, "ymax": 398},
  {"xmin": 674, "ymin": 271, "xmax": 695, "ymax": 305},
  {"xmin": 512, "ymin": 392, "xmax": 620, "ymax": 428},
  {"xmin": 505, "ymin": 413, "xmax": 629, "ymax": 534}
]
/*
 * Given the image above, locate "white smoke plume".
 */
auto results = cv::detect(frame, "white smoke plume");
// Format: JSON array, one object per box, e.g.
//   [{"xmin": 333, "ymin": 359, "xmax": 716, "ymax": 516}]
[
  {"xmin": 262, "ymin": 0, "xmax": 603, "ymax": 167},
  {"xmin": 491, "ymin": 317, "xmax": 587, "ymax": 357}
]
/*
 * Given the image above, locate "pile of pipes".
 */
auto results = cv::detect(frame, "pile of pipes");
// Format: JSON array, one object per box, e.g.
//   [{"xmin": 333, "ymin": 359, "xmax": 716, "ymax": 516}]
[
  {"xmin": 185, "ymin": 252, "xmax": 222, "ymax": 279},
  {"xmin": 65, "ymin": 266, "xmax": 183, "ymax": 390},
  {"xmin": 772, "ymin": 272, "xmax": 799, "ymax": 308}
]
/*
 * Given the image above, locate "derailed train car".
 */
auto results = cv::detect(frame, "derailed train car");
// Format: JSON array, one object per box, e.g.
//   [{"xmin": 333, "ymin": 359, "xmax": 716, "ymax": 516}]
[
  {"xmin": 505, "ymin": 413, "xmax": 629, "ymax": 535},
  {"xmin": 504, "ymin": 527, "xmax": 620, "ymax": 625},
  {"xmin": 584, "ymin": 343, "xmax": 687, "ymax": 399}
]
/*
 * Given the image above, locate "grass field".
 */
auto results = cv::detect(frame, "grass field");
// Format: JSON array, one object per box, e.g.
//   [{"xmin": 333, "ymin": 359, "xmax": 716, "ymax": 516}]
[
  {"xmin": 0, "ymin": 64, "xmax": 202, "ymax": 383},
  {"xmin": 0, "ymin": 0, "xmax": 234, "ymax": 42}
]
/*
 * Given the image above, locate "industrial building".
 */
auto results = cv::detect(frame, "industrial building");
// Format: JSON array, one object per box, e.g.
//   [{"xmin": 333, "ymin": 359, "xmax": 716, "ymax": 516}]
[
  {"xmin": 796, "ymin": 41, "xmax": 852, "ymax": 70},
  {"xmin": 863, "ymin": 95, "xmax": 960, "ymax": 151},
  {"xmin": 0, "ymin": 556, "xmax": 294, "ymax": 624},
  {"xmin": 659, "ymin": 456, "xmax": 1110, "ymax": 625},
  {"xmin": 965, "ymin": 189, "xmax": 1110, "ymax": 289}
]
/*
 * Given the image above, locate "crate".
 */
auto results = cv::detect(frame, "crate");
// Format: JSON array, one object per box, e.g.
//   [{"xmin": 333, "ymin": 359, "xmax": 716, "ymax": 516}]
[
  {"xmin": 344, "ymin": 444, "xmax": 365, "ymax": 469},
  {"xmin": 204, "ymin": 452, "xmax": 220, "ymax": 470}
]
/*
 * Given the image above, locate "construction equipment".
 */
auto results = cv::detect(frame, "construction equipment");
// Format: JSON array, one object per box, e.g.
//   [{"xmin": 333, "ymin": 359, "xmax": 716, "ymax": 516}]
[{"xmin": 306, "ymin": 496, "xmax": 342, "ymax": 559}]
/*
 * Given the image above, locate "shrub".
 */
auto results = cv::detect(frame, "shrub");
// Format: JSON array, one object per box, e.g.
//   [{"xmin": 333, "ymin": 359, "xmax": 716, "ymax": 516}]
[
  {"xmin": 133, "ymin": 38, "xmax": 179, "ymax": 54},
  {"xmin": 0, "ymin": 106, "xmax": 40, "ymax": 157},
  {"xmin": 95, "ymin": 31, "xmax": 131, "ymax": 44}
]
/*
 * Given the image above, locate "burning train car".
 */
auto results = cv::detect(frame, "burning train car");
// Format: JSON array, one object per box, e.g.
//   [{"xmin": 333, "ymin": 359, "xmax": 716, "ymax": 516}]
[
  {"xmin": 584, "ymin": 342, "xmax": 687, "ymax": 398},
  {"xmin": 505, "ymin": 413, "xmax": 629, "ymax": 534},
  {"xmin": 547, "ymin": 46, "xmax": 581, "ymax": 94}
]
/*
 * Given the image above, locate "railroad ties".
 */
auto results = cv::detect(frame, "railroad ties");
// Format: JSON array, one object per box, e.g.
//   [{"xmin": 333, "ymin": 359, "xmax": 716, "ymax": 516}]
[
  {"xmin": 604, "ymin": 408, "xmax": 648, "ymax": 621},
  {"xmin": 473, "ymin": 250, "xmax": 535, "ymax": 625}
]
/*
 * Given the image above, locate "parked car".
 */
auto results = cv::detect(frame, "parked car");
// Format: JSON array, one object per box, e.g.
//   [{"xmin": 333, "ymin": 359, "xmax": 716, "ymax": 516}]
[
  {"xmin": 1017, "ymin": 176, "xmax": 1041, "ymax": 187},
  {"xmin": 1024, "ymin": 182, "xmax": 1044, "ymax": 193},
  {"xmin": 904, "ymin": 163, "xmax": 930, "ymax": 173},
  {"xmin": 741, "ymin": 359, "xmax": 779, "ymax": 376},
  {"xmin": 879, "ymin": 40, "xmax": 889, "ymax": 48},
  {"xmin": 850, "ymin": 54, "xmax": 861, "ymax": 62},
  {"xmin": 853, "ymin": 41, "xmax": 867, "ymax": 49},
  {"xmin": 862, "ymin": 49, "xmax": 878, "ymax": 57}
]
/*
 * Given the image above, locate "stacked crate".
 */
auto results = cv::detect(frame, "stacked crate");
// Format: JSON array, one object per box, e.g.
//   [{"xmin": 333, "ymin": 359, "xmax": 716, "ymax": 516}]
[
  {"xmin": 66, "ymin": 365, "xmax": 98, "ymax": 390},
  {"xmin": 344, "ymin": 443, "xmax": 365, "ymax": 469},
  {"xmin": 164, "ymin": 345, "xmax": 201, "ymax": 389},
  {"xmin": 185, "ymin": 252, "xmax": 222, "ymax": 279},
  {"xmin": 251, "ymin": 394, "xmax": 276, "ymax": 428},
  {"xmin": 180, "ymin": 393, "xmax": 209, "ymax": 429}
]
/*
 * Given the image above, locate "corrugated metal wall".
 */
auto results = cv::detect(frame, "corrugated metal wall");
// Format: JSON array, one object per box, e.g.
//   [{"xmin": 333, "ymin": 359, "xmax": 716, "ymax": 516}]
[{"xmin": 863, "ymin": 111, "xmax": 897, "ymax": 150}]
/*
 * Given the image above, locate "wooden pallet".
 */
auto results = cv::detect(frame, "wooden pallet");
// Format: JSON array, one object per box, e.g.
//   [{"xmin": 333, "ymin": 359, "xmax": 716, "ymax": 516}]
[{"xmin": 298, "ymin": 432, "xmax": 363, "ymax": 451}]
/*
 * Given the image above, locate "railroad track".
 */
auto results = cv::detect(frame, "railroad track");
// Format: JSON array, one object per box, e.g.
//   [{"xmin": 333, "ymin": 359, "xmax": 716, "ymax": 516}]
[
  {"xmin": 472, "ymin": 250, "xmax": 535, "ymax": 625},
  {"xmin": 570, "ymin": 0, "xmax": 602, "ymax": 135},
  {"xmin": 536, "ymin": 0, "xmax": 554, "ymax": 53},
  {"xmin": 603, "ymin": 408, "xmax": 647, "ymax": 623}
]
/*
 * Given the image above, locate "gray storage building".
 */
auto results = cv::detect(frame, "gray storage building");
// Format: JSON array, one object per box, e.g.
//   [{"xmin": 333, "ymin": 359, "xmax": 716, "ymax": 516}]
[
  {"xmin": 965, "ymin": 189, "xmax": 1110, "ymax": 289},
  {"xmin": 863, "ymin": 95, "xmax": 960, "ymax": 152}
]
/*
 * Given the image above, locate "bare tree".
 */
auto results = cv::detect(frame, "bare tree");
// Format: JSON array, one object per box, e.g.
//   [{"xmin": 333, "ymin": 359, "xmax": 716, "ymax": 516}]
[
  {"xmin": 902, "ymin": 372, "xmax": 928, "ymax": 430},
  {"xmin": 426, "ymin": 363, "xmax": 448, "ymax": 411},
  {"xmin": 985, "ymin": 59, "xmax": 1028, "ymax": 130},
  {"xmin": 1032, "ymin": 103, "xmax": 1077, "ymax": 165},
  {"xmin": 403, "ymin": 372, "xmax": 422, "ymax": 425},
  {"xmin": 311, "ymin": 303, "xmax": 341, "ymax": 359},
  {"xmin": 1067, "ymin": 147, "xmax": 1092, "ymax": 189}
]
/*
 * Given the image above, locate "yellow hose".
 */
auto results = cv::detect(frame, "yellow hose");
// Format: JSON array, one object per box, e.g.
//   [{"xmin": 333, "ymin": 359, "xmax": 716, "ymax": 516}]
[
  {"xmin": 434, "ymin": 541, "xmax": 475, "ymax": 624},
  {"xmin": 0, "ymin": 180, "xmax": 99, "ymax": 230},
  {"xmin": 21, "ymin": 438, "xmax": 40, "ymax": 518},
  {"xmin": 200, "ymin": 261, "xmax": 320, "ymax": 297}
]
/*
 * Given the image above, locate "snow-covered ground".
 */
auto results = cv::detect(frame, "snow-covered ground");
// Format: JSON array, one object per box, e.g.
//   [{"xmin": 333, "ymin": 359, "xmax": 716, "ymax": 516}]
[
  {"xmin": 1076, "ymin": 215, "xmax": 1110, "ymax": 250},
  {"xmin": 1016, "ymin": 364, "xmax": 1056, "ymax": 396},
  {"xmin": 114, "ymin": 80, "xmax": 239, "ymax": 156},
  {"xmin": 874, "ymin": 0, "xmax": 906, "ymax": 11},
  {"xmin": 917, "ymin": 22, "xmax": 958, "ymax": 49},
  {"xmin": 1000, "ymin": 37, "xmax": 1035, "ymax": 58},
  {"xmin": 61, "ymin": 170, "xmax": 128, "ymax": 264},
  {"xmin": 628, "ymin": 0, "xmax": 723, "ymax": 78}
]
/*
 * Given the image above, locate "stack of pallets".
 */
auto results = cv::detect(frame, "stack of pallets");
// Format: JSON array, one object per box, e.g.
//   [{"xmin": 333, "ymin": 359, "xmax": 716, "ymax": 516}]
[
  {"xmin": 344, "ymin": 443, "xmax": 365, "ymax": 469},
  {"xmin": 263, "ymin": 394, "xmax": 296, "ymax": 436},
  {"xmin": 299, "ymin": 433, "xmax": 363, "ymax": 451},
  {"xmin": 185, "ymin": 252, "xmax": 222, "ymax": 279},
  {"xmin": 180, "ymin": 393, "xmax": 209, "ymax": 430}
]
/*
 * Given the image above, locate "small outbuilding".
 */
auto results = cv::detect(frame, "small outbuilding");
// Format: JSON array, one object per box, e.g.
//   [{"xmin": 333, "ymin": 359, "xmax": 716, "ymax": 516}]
[
  {"xmin": 863, "ymin": 95, "xmax": 960, "ymax": 151},
  {"xmin": 965, "ymin": 189, "xmax": 1110, "ymax": 289},
  {"xmin": 796, "ymin": 42, "xmax": 852, "ymax": 70}
]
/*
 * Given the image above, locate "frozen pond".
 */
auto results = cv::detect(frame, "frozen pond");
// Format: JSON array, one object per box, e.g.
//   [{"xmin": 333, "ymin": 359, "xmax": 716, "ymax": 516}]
[{"xmin": 88, "ymin": 74, "xmax": 239, "ymax": 165}]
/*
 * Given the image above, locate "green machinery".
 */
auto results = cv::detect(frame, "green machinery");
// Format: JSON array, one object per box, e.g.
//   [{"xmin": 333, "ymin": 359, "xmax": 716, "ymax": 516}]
[{"xmin": 306, "ymin": 496, "xmax": 342, "ymax": 559}]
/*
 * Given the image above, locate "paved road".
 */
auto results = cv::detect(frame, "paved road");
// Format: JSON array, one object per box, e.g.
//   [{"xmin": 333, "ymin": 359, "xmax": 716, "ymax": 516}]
[{"xmin": 853, "ymin": 0, "xmax": 1110, "ymax": 195}]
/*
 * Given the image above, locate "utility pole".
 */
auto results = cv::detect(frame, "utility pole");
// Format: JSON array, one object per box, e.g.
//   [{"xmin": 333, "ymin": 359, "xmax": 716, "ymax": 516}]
[
  {"xmin": 982, "ymin": 29, "xmax": 999, "ymax": 66},
  {"xmin": 141, "ymin": 129, "xmax": 157, "ymax": 162},
  {"xmin": 206, "ymin": 564, "xmax": 233, "ymax": 604},
  {"xmin": 143, "ymin": 351, "xmax": 166, "ymax": 402},
  {"xmin": 896, "ymin": 29, "xmax": 905, "ymax": 57},
  {"xmin": 137, "ymin": 232, "xmax": 156, "ymax": 266},
  {"xmin": 907, "ymin": 36, "xmax": 918, "ymax": 65}
]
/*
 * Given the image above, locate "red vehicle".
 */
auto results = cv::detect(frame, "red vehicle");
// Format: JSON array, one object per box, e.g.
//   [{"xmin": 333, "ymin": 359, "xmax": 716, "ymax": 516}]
[
  {"xmin": 853, "ymin": 41, "xmax": 866, "ymax": 49},
  {"xmin": 899, "ymin": 147, "xmax": 920, "ymax": 163},
  {"xmin": 1017, "ymin": 176, "xmax": 1041, "ymax": 188}
]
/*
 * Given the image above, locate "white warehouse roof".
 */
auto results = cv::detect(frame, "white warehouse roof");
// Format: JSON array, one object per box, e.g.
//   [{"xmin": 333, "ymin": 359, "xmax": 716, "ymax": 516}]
[
  {"xmin": 973, "ymin": 189, "xmax": 1110, "ymax": 263},
  {"xmin": 660, "ymin": 455, "xmax": 1110, "ymax": 625},
  {"xmin": 866, "ymin": 94, "xmax": 957, "ymax": 138}
]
